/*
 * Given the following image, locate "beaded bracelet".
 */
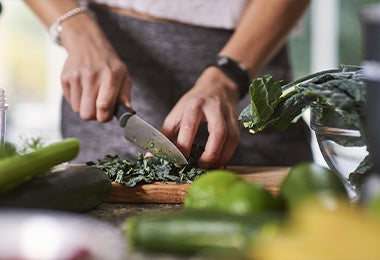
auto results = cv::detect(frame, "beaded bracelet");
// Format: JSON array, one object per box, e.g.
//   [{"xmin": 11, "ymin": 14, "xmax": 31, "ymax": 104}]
[{"xmin": 48, "ymin": 6, "xmax": 95, "ymax": 45}]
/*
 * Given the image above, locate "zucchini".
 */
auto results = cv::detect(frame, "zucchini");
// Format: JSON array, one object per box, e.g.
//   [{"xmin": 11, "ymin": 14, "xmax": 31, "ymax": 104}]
[
  {"xmin": 126, "ymin": 209, "xmax": 284, "ymax": 255},
  {"xmin": 0, "ymin": 138, "xmax": 79, "ymax": 193},
  {"xmin": 0, "ymin": 165, "xmax": 112, "ymax": 212}
]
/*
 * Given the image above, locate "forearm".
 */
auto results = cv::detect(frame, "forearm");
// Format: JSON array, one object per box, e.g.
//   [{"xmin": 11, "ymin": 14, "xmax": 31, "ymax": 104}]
[
  {"xmin": 23, "ymin": 0, "xmax": 80, "ymax": 26},
  {"xmin": 23, "ymin": 0, "xmax": 106, "ymax": 51},
  {"xmin": 23, "ymin": 0, "xmax": 131, "ymax": 122},
  {"xmin": 220, "ymin": 0, "xmax": 311, "ymax": 77}
]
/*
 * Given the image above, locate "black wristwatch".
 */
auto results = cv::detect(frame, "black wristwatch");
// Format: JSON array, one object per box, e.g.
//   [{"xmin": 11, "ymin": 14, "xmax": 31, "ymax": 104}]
[{"xmin": 209, "ymin": 55, "xmax": 251, "ymax": 98}]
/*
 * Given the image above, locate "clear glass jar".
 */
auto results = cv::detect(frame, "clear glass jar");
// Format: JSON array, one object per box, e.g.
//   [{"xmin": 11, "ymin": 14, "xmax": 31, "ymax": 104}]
[{"xmin": 310, "ymin": 102, "xmax": 368, "ymax": 200}]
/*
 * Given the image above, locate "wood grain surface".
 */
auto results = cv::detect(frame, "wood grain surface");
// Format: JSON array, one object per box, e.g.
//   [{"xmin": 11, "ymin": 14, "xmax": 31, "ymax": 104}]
[{"xmin": 108, "ymin": 166, "xmax": 290, "ymax": 204}]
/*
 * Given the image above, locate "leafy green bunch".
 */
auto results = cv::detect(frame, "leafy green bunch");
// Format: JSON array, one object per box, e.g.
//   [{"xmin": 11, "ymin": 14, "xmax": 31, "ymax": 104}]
[
  {"xmin": 238, "ymin": 65, "xmax": 371, "ymax": 189},
  {"xmin": 239, "ymin": 65, "xmax": 365, "ymax": 133}
]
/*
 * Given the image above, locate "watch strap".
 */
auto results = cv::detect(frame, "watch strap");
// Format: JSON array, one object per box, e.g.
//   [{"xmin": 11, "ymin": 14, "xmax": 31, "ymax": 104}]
[{"xmin": 209, "ymin": 55, "xmax": 251, "ymax": 98}]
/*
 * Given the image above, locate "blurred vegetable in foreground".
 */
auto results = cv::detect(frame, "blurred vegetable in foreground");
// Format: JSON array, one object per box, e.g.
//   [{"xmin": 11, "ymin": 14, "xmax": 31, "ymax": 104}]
[
  {"xmin": 0, "ymin": 138, "xmax": 79, "ymax": 193},
  {"xmin": 126, "ymin": 209, "xmax": 284, "ymax": 256},
  {"xmin": 250, "ymin": 198, "xmax": 380, "ymax": 260},
  {"xmin": 184, "ymin": 169, "xmax": 282, "ymax": 215},
  {"xmin": 280, "ymin": 162, "xmax": 348, "ymax": 209}
]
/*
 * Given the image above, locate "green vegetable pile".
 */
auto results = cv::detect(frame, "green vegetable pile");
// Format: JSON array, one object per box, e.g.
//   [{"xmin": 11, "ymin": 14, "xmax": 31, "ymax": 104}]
[
  {"xmin": 238, "ymin": 64, "xmax": 372, "ymax": 189},
  {"xmin": 86, "ymin": 144, "xmax": 205, "ymax": 187}
]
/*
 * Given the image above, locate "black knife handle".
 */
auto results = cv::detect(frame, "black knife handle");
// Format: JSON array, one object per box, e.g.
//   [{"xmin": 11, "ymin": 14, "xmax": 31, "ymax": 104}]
[{"xmin": 114, "ymin": 101, "xmax": 136, "ymax": 127}]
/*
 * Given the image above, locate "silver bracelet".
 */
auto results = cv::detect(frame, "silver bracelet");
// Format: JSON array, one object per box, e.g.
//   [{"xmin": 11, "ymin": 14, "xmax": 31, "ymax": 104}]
[{"xmin": 48, "ymin": 6, "xmax": 95, "ymax": 45}]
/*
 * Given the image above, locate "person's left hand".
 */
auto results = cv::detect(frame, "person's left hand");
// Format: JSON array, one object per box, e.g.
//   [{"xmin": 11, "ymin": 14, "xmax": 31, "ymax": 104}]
[{"xmin": 161, "ymin": 66, "xmax": 241, "ymax": 169}]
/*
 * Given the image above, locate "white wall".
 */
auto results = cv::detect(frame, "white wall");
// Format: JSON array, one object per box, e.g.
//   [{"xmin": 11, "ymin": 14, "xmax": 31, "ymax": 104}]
[
  {"xmin": 0, "ymin": 1, "xmax": 64, "ymax": 146},
  {"xmin": 308, "ymin": 0, "xmax": 340, "ymax": 167}
]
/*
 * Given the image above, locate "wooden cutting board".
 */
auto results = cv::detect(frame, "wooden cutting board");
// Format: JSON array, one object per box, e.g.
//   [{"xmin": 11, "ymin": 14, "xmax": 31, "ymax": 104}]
[{"xmin": 108, "ymin": 166, "xmax": 290, "ymax": 204}]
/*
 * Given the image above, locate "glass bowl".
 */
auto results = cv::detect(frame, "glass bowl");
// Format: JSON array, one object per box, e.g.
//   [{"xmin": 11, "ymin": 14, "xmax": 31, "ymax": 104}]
[{"xmin": 310, "ymin": 102, "xmax": 368, "ymax": 200}]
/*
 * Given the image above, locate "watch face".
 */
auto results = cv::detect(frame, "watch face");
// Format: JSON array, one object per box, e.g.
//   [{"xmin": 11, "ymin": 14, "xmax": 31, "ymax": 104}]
[{"xmin": 217, "ymin": 56, "xmax": 229, "ymax": 66}]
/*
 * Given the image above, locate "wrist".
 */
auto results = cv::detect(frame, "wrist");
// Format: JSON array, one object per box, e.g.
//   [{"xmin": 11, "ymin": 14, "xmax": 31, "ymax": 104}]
[
  {"xmin": 207, "ymin": 55, "xmax": 251, "ymax": 98},
  {"xmin": 49, "ymin": 6, "xmax": 96, "ymax": 46},
  {"xmin": 203, "ymin": 66, "xmax": 241, "ymax": 102},
  {"xmin": 60, "ymin": 18, "xmax": 104, "ymax": 50}
]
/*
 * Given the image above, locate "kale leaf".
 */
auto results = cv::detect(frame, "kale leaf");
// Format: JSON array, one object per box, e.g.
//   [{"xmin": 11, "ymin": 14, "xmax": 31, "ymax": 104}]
[
  {"xmin": 239, "ymin": 65, "xmax": 365, "ymax": 133},
  {"xmin": 86, "ymin": 144, "xmax": 205, "ymax": 187},
  {"xmin": 239, "ymin": 64, "xmax": 372, "ymax": 189}
]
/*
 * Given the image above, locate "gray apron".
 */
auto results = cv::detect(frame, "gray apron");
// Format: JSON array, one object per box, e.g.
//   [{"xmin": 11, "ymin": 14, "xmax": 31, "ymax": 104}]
[{"xmin": 61, "ymin": 4, "xmax": 313, "ymax": 165}]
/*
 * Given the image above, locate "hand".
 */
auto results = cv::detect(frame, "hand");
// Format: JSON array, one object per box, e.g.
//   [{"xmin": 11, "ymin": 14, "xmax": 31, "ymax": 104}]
[
  {"xmin": 162, "ymin": 67, "xmax": 241, "ymax": 169},
  {"xmin": 60, "ymin": 21, "xmax": 132, "ymax": 122}
]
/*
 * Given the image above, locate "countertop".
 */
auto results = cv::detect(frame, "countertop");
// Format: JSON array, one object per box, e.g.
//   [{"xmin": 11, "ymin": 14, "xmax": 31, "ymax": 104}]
[
  {"xmin": 89, "ymin": 202, "xmax": 183, "ymax": 228},
  {"xmin": 86, "ymin": 166, "xmax": 290, "ymax": 259},
  {"xmin": 88, "ymin": 203, "xmax": 193, "ymax": 260}
]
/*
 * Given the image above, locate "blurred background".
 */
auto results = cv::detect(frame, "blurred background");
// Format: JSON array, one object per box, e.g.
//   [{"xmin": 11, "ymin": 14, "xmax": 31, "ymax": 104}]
[
  {"xmin": 0, "ymin": 0, "xmax": 378, "ymax": 163},
  {"xmin": 0, "ymin": 0, "xmax": 66, "ymax": 145}
]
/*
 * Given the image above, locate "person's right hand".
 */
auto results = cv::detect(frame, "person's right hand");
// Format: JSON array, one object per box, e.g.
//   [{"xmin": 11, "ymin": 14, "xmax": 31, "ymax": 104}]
[{"xmin": 60, "ymin": 15, "xmax": 132, "ymax": 122}]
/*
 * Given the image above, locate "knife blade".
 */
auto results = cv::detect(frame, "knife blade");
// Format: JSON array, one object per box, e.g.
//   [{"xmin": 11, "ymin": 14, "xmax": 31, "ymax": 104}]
[{"xmin": 114, "ymin": 102, "xmax": 188, "ymax": 165}]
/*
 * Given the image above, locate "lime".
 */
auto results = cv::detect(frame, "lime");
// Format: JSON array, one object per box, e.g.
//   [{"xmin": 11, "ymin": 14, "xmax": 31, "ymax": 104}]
[
  {"xmin": 217, "ymin": 181, "xmax": 280, "ymax": 215},
  {"xmin": 279, "ymin": 162, "xmax": 348, "ymax": 208},
  {"xmin": 184, "ymin": 170, "xmax": 243, "ymax": 210}
]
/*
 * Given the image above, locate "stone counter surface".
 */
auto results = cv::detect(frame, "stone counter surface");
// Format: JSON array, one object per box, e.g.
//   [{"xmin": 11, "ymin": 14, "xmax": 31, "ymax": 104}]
[
  {"xmin": 89, "ymin": 202, "xmax": 183, "ymax": 228},
  {"xmin": 89, "ymin": 203, "xmax": 195, "ymax": 260}
]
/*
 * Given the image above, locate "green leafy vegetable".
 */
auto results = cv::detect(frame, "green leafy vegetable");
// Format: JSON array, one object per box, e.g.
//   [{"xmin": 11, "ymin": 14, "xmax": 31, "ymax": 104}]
[
  {"xmin": 0, "ymin": 137, "xmax": 45, "ymax": 159},
  {"xmin": 238, "ymin": 64, "xmax": 372, "ymax": 189},
  {"xmin": 17, "ymin": 136, "xmax": 45, "ymax": 154},
  {"xmin": 0, "ymin": 141, "xmax": 18, "ymax": 159},
  {"xmin": 239, "ymin": 65, "xmax": 365, "ymax": 133},
  {"xmin": 0, "ymin": 138, "xmax": 80, "ymax": 194},
  {"xmin": 86, "ymin": 144, "xmax": 205, "ymax": 187}
]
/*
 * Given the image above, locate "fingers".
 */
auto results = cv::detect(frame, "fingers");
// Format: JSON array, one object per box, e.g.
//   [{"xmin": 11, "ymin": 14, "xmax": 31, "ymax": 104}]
[
  {"xmin": 162, "ymin": 66, "xmax": 241, "ymax": 169},
  {"xmin": 95, "ymin": 65, "xmax": 128, "ymax": 122},
  {"xmin": 197, "ymin": 102, "xmax": 240, "ymax": 169},
  {"xmin": 196, "ymin": 103, "xmax": 227, "ymax": 168},
  {"xmin": 162, "ymin": 99, "xmax": 206, "ymax": 162},
  {"xmin": 61, "ymin": 58, "xmax": 131, "ymax": 122},
  {"xmin": 209, "ymin": 107, "xmax": 240, "ymax": 168},
  {"xmin": 162, "ymin": 95, "xmax": 240, "ymax": 169},
  {"xmin": 118, "ymin": 73, "xmax": 133, "ymax": 109},
  {"xmin": 66, "ymin": 71, "xmax": 83, "ymax": 114}
]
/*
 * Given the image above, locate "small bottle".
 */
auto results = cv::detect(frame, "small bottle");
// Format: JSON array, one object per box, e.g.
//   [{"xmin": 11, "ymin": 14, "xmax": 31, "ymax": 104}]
[{"xmin": 0, "ymin": 88, "xmax": 8, "ymax": 150}]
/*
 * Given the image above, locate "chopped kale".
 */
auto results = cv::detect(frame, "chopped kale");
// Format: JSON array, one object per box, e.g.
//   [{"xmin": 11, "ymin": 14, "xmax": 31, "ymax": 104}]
[{"xmin": 86, "ymin": 144, "xmax": 205, "ymax": 187}]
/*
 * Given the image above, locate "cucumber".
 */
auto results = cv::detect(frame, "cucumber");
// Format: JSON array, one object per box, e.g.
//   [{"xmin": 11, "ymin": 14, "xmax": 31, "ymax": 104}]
[
  {"xmin": 0, "ymin": 138, "xmax": 80, "ymax": 193},
  {"xmin": 0, "ymin": 165, "xmax": 112, "ymax": 212},
  {"xmin": 126, "ymin": 209, "xmax": 284, "ymax": 255}
]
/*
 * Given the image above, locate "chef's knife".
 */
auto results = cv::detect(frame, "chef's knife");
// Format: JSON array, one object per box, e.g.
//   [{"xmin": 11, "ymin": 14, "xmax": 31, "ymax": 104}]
[{"xmin": 114, "ymin": 102, "xmax": 188, "ymax": 165}]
